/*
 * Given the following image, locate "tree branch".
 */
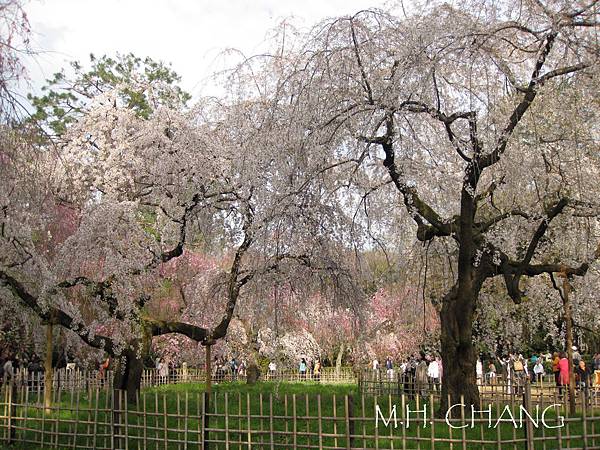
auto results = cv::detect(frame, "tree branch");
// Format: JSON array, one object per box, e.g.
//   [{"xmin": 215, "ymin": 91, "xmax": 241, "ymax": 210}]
[
  {"xmin": 0, "ymin": 270, "xmax": 115, "ymax": 354},
  {"xmin": 478, "ymin": 31, "xmax": 579, "ymax": 170},
  {"xmin": 361, "ymin": 113, "xmax": 454, "ymax": 239}
]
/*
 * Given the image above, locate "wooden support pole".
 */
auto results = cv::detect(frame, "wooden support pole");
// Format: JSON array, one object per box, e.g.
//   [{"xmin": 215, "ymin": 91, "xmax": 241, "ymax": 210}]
[{"xmin": 560, "ymin": 273, "xmax": 576, "ymax": 415}]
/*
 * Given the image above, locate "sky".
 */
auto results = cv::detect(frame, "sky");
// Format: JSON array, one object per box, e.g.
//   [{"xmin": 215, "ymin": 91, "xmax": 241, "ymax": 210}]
[{"xmin": 22, "ymin": 0, "xmax": 399, "ymax": 99}]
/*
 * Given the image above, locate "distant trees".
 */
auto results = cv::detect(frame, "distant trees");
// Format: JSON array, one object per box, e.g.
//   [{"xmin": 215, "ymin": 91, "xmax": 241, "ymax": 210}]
[{"xmin": 27, "ymin": 53, "xmax": 191, "ymax": 136}]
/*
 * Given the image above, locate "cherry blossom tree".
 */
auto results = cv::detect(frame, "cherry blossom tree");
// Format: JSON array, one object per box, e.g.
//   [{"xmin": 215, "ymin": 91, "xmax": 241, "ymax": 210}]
[
  {"xmin": 258, "ymin": 0, "xmax": 600, "ymax": 410},
  {"xmin": 1, "ymin": 69, "xmax": 361, "ymax": 399}
]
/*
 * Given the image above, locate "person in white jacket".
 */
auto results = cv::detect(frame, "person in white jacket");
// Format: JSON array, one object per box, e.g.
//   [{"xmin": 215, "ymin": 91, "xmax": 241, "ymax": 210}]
[
  {"xmin": 427, "ymin": 358, "xmax": 440, "ymax": 391},
  {"xmin": 476, "ymin": 358, "xmax": 483, "ymax": 385}
]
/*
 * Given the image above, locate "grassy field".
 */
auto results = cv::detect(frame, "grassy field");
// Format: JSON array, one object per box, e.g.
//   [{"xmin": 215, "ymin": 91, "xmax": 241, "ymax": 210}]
[{"xmin": 1, "ymin": 381, "xmax": 598, "ymax": 449}]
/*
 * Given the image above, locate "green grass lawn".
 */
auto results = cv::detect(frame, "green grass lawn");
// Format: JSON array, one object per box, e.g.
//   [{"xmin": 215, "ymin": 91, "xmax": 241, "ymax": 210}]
[{"xmin": 1, "ymin": 382, "xmax": 598, "ymax": 449}]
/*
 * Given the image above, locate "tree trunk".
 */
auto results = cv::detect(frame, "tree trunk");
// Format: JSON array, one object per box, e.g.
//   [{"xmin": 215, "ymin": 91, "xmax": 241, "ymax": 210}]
[
  {"xmin": 335, "ymin": 342, "xmax": 345, "ymax": 377},
  {"xmin": 112, "ymin": 350, "xmax": 144, "ymax": 403},
  {"xmin": 43, "ymin": 323, "xmax": 53, "ymax": 414},
  {"xmin": 112, "ymin": 333, "xmax": 151, "ymax": 403},
  {"xmin": 439, "ymin": 286, "xmax": 480, "ymax": 415},
  {"xmin": 438, "ymin": 181, "xmax": 482, "ymax": 416},
  {"xmin": 247, "ymin": 364, "xmax": 261, "ymax": 385},
  {"xmin": 205, "ymin": 344, "xmax": 212, "ymax": 394}
]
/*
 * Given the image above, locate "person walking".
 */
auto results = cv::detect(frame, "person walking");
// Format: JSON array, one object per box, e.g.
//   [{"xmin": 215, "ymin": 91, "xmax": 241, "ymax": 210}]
[
  {"xmin": 299, "ymin": 358, "xmax": 307, "ymax": 380},
  {"xmin": 572, "ymin": 346, "xmax": 582, "ymax": 366},
  {"xmin": 268, "ymin": 361, "xmax": 276, "ymax": 380},
  {"xmin": 314, "ymin": 359, "xmax": 322, "ymax": 382},
  {"xmin": 513, "ymin": 355, "xmax": 526, "ymax": 394},
  {"xmin": 372, "ymin": 358, "xmax": 380, "ymax": 381},
  {"xmin": 98, "ymin": 356, "xmax": 110, "ymax": 386},
  {"xmin": 427, "ymin": 357, "xmax": 440, "ymax": 391},
  {"xmin": 238, "ymin": 360, "xmax": 247, "ymax": 379},
  {"xmin": 487, "ymin": 361, "xmax": 497, "ymax": 385},
  {"xmin": 558, "ymin": 352, "xmax": 570, "ymax": 399},
  {"xmin": 575, "ymin": 360, "xmax": 589, "ymax": 389},
  {"xmin": 593, "ymin": 353, "xmax": 600, "ymax": 387},
  {"xmin": 552, "ymin": 352, "xmax": 561, "ymax": 387},
  {"xmin": 2, "ymin": 359, "xmax": 14, "ymax": 385},
  {"xmin": 159, "ymin": 358, "xmax": 169, "ymax": 384},
  {"xmin": 476, "ymin": 358, "xmax": 483, "ymax": 385},
  {"xmin": 415, "ymin": 354, "xmax": 428, "ymax": 398},
  {"xmin": 497, "ymin": 355, "xmax": 512, "ymax": 394},
  {"xmin": 385, "ymin": 357, "xmax": 394, "ymax": 381},
  {"xmin": 533, "ymin": 357, "xmax": 545, "ymax": 383}
]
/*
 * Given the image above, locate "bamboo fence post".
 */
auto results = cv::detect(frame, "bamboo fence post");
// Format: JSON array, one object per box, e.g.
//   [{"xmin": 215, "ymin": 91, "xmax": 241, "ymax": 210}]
[
  {"xmin": 270, "ymin": 394, "xmax": 275, "ymax": 450},
  {"xmin": 361, "ymin": 395, "xmax": 367, "ymax": 449},
  {"xmin": 23, "ymin": 383, "xmax": 30, "ymax": 446},
  {"xmin": 7, "ymin": 382, "xmax": 15, "ymax": 444},
  {"xmin": 332, "ymin": 394, "xmax": 338, "ymax": 449},
  {"xmin": 285, "ymin": 394, "xmax": 290, "ymax": 448},
  {"xmin": 203, "ymin": 390, "xmax": 210, "ymax": 450},
  {"xmin": 176, "ymin": 392, "xmax": 181, "ymax": 450},
  {"xmin": 582, "ymin": 389, "xmax": 588, "ymax": 449},
  {"xmin": 259, "ymin": 393, "xmax": 265, "ymax": 447},
  {"xmin": 460, "ymin": 395, "xmax": 466, "ymax": 450},
  {"xmin": 402, "ymin": 394, "xmax": 407, "ymax": 450},
  {"xmin": 225, "ymin": 392, "xmax": 229, "ymax": 450},
  {"xmin": 91, "ymin": 389, "xmax": 99, "ymax": 450},
  {"xmin": 430, "ymin": 394, "xmax": 435, "ymax": 450},
  {"xmin": 85, "ymin": 387, "xmax": 91, "ymax": 448},
  {"xmin": 478, "ymin": 389, "xmax": 484, "ymax": 449},
  {"xmin": 73, "ymin": 388, "xmax": 80, "ymax": 449},
  {"xmin": 344, "ymin": 395, "xmax": 350, "ymax": 450},
  {"xmin": 416, "ymin": 394, "xmax": 421, "ymax": 449},
  {"xmin": 317, "ymin": 394, "xmax": 323, "ymax": 450},
  {"xmin": 40, "ymin": 384, "xmax": 46, "ymax": 448},
  {"xmin": 200, "ymin": 392, "xmax": 206, "ymax": 450},
  {"xmin": 293, "ymin": 394, "xmax": 298, "ymax": 450},
  {"xmin": 246, "ymin": 392, "xmax": 251, "ymax": 450},
  {"xmin": 305, "ymin": 394, "xmax": 309, "ymax": 447},
  {"xmin": 510, "ymin": 385, "xmax": 516, "ymax": 450},
  {"xmin": 374, "ymin": 394, "xmax": 379, "ymax": 450},
  {"xmin": 590, "ymin": 390, "xmax": 596, "ymax": 448},
  {"xmin": 184, "ymin": 392, "xmax": 189, "ymax": 450},
  {"xmin": 196, "ymin": 392, "xmax": 201, "ymax": 449},
  {"xmin": 163, "ymin": 393, "xmax": 168, "ymax": 450},
  {"xmin": 555, "ymin": 388, "xmax": 563, "ymax": 450},
  {"xmin": 524, "ymin": 382, "xmax": 534, "ymax": 450},
  {"xmin": 494, "ymin": 390, "xmax": 500, "ymax": 450},
  {"xmin": 109, "ymin": 389, "xmax": 114, "ymax": 450},
  {"xmin": 55, "ymin": 382, "xmax": 63, "ymax": 449},
  {"xmin": 124, "ymin": 390, "xmax": 130, "ymax": 450}
]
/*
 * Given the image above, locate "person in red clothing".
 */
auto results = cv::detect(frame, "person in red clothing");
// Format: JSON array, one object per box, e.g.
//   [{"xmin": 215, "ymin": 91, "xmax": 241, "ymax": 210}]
[{"xmin": 558, "ymin": 352, "xmax": 570, "ymax": 398}]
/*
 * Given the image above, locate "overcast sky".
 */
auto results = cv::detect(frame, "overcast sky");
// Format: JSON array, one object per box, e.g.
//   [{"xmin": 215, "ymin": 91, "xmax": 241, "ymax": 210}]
[{"xmin": 23, "ymin": 0, "xmax": 399, "ymax": 99}]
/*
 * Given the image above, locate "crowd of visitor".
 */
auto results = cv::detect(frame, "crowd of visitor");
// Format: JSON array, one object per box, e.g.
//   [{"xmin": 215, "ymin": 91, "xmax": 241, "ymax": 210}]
[{"xmin": 370, "ymin": 347, "xmax": 600, "ymax": 399}]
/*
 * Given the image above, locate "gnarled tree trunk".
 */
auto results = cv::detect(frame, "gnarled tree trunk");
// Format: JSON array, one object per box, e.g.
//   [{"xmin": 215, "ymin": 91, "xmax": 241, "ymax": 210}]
[
  {"xmin": 439, "ymin": 286, "xmax": 480, "ymax": 415},
  {"xmin": 112, "ymin": 330, "xmax": 151, "ymax": 403},
  {"xmin": 112, "ymin": 348, "xmax": 145, "ymax": 403}
]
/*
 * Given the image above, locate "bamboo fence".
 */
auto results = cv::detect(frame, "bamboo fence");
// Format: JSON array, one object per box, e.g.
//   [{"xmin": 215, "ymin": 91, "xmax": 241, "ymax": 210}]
[{"xmin": 1, "ymin": 382, "xmax": 599, "ymax": 449}]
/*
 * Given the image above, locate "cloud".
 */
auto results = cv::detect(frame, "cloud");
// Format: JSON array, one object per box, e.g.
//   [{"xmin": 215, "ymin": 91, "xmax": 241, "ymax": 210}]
[{"xmin": 21, "ymin": 0, "xmax": 390, "ymax": 99}]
